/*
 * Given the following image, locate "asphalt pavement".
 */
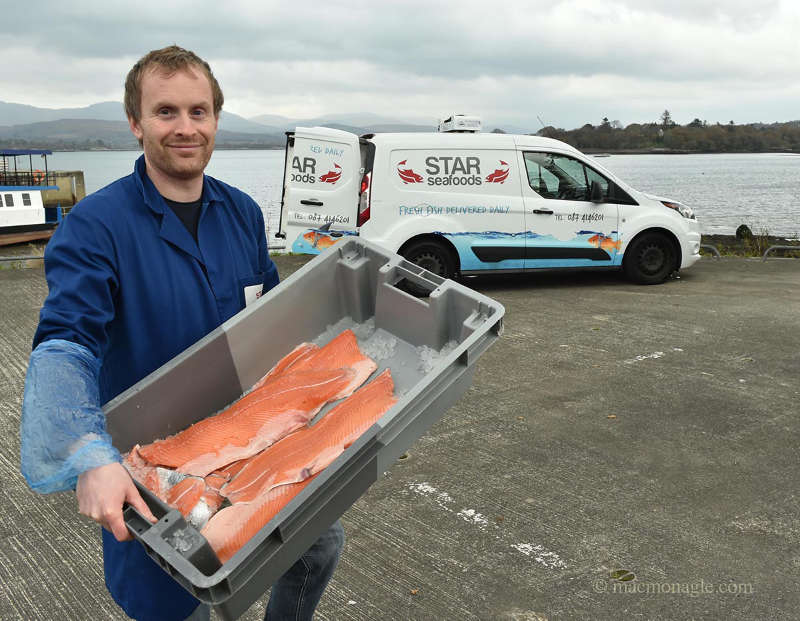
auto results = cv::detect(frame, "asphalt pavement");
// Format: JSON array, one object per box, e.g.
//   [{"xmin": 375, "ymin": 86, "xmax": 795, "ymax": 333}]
[{"xmin": 1, "ymin": 256, "xmax": 798, "ymax": 621}]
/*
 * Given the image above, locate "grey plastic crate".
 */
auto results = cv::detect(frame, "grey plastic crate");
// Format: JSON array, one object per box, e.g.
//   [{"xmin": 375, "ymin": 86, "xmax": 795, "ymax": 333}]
[{"xmin": 107, "ymin": 238, "xmax": 504, "ymax": 620}]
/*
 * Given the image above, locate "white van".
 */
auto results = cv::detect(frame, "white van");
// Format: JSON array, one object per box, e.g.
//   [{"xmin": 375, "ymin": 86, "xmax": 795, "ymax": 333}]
[{"xmin": 275, "ymin": 119, "xmax": 701, "ymax": 285}]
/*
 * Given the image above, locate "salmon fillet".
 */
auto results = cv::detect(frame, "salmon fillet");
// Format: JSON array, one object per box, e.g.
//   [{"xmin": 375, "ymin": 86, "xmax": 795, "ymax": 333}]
[
  {"xmin": 123, "ymin": 445, "xmax": 168, "ymax": 500},
  {"xmin": 288, "ymin": 330, "xmax": 377, "ymax": 397},
  {"xmin": 222, "ymin": 369, "xmax": 397, "ymax": 504},
  {"xmin": 137, "ymin": 329, "xmax": 377, "ymax": 477},
  {"xmin": 201, "ymin": 477, "xmax": 316, "ymax": 564},
  {"xmin": 251, "ymin": 342, "xmax": 319, "ymax": 390},
  {"xmin": 137, "ymin": 367, "xmax": 355, "ymax": 476},
  {"xmin": 164, "ymin": 477, "xmax": 225, "ymax": 529}
]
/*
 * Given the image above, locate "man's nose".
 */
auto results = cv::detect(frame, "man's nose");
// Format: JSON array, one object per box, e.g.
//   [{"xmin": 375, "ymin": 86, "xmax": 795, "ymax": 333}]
[{"xmin": 173, "ymin": 111, "xmax": 196, "ymax": 135}]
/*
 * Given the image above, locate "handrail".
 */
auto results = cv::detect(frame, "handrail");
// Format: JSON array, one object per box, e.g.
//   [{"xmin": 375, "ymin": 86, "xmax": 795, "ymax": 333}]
[
  {"xmin": 762, "ymin": 245, "xmax": 800, "ymax": 261},
  {"xmin": 699, "ymin": 244, "xmax": 721, "ymax": 258}
]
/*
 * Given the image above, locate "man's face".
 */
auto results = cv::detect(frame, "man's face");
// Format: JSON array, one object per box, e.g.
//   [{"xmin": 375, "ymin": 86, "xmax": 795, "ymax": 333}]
[{"xmin": 129, "ymin": 66, "xmax": 218, "ymax": 183}]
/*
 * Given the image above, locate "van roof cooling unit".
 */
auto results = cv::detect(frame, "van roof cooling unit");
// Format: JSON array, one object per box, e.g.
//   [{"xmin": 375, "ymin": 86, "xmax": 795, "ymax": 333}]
[{"xmin": 438, "ymin": 114, "xmax": 482, "ymax": 133}]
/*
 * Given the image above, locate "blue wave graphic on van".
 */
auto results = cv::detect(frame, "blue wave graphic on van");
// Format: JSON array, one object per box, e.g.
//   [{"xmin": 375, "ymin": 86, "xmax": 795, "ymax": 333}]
[
  {"xmin": 291, "ymin": 229, "xmax": 358, "ymax": 254},
  {"xmin": 436, "ymin": 231, "xmax": 623, "ymax": 271}
]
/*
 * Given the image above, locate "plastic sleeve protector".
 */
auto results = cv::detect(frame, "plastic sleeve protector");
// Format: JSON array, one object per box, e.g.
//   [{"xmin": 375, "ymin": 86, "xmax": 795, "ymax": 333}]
[{"xmin": 21, "ymin": 339, "xmax": 121, "ymax": 494}]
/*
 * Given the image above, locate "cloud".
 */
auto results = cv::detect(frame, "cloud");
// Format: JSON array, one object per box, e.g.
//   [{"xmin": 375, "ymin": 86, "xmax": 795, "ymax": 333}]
[{"xmin": 1, "ymin": 0, "xmax": 798, "ymax": 128}]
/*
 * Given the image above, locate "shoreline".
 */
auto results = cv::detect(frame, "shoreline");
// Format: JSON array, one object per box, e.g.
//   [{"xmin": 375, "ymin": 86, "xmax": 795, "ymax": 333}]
[{"xmin": 2, "ymin": 234, "xmax": 798, "ymax": 262}]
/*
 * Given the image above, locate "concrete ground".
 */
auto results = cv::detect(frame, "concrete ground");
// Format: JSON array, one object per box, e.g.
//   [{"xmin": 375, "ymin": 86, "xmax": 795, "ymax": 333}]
[{"xmin": 1, "ymin": 256, "xmax": 798, "ymax": 621}]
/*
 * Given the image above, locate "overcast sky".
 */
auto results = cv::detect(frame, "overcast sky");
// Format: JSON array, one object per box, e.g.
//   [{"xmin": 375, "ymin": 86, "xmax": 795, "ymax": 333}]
[{"xmin": 2, "ymin": 0, "xmax": 798, "ymax": 130}]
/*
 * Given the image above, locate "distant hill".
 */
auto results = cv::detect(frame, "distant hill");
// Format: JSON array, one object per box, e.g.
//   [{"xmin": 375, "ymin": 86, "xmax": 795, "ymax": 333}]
[
  {"xmin": 0, "ymin": 119, "xmax": 284, "ymax": 150},
  {"xmin": 0, "ymin": 100, "xmax": 273, "ymax": 135},
  {"xmin": 0, "ymin": 101, "xmax": 125, "ymax": 125},
  {"xmin": 0, "ymin": 100, "xmax": 554, "ymax": 149}
]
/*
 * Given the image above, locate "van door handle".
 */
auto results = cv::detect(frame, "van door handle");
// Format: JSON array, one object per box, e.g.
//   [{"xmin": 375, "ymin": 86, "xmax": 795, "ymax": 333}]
[
  {"xmin": 300, "ymin": 199, "xmax": 323, "ymax": 206},
  {"xmin": 532, "ymin": 208, "xmax": 554, "ymax": 215}
]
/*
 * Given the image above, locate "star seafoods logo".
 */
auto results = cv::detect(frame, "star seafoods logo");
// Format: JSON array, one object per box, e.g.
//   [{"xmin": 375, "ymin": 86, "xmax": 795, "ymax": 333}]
[
  {"xmin": 397, "ymin": 160, "xmax": 424, "ymax": 184},
  {"xmin": 485, "ymin": 160, "xmax": 510, "ymax": 183},
  {"xmin": 319, "ymin": 163, "xmax": 342, "ymax": 184}
]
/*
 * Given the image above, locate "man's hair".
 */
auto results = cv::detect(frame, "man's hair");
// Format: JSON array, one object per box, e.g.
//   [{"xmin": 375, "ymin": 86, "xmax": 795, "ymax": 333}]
[{"xmin": 124, "ymin": 45, "xmax": 224, "ymax": 122}]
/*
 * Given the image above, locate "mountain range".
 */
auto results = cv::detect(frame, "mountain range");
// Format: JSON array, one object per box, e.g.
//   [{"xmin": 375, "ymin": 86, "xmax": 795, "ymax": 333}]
[{"xmin": 0, "ymin": 101, "xmax": 464, "ymax": 149}]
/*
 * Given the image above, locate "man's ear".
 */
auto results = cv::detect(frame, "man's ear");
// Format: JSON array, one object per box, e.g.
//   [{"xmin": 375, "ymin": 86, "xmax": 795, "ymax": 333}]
[{"xmin": 128, "ymin": 116, "xmax": 143, "ymax": 141}]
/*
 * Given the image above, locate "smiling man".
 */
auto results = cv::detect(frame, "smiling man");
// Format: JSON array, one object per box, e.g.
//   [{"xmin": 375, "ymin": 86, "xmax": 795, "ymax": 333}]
[{"xmin": 21, "ymin": 46, "xmax": 344, "ymax": 621}]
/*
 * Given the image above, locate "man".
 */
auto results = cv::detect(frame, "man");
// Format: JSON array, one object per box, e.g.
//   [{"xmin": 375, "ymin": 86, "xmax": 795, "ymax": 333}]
[{"xmin": 20, "ymin": 46, "xmax": 344, "ymax": 621}]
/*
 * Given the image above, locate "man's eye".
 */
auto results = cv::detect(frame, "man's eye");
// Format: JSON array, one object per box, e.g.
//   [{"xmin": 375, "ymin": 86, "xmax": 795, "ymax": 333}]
[
  {"xmin": 158, "ymin": 108, "xmax": 172, "ymax": 116},
  {"xmin": 192, "ymin": 109, "xmax": 207, "ymax": 117}
]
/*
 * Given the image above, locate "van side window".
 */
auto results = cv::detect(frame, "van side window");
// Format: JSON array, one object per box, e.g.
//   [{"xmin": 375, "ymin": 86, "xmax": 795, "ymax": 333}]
[
  {"xmin": 523, "ymin": 152, "xmax": 609, "ymax": 202},
  {"xmin": 0, "ymin": 194, "xmax": 4, "ymax": 207},
  {"xmin": 3, "ymin": 194, "xmax": 13, "ymax": 207},
  {"xmin": 22, "ymin": 193, "xmax": 32, "ymax": 206}
]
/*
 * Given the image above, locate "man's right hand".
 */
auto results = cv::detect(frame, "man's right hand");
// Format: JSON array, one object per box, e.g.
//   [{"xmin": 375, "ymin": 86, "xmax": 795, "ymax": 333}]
[{"xmin": 76, "ymin": 462, "xmax": 157, "ymax": 541}]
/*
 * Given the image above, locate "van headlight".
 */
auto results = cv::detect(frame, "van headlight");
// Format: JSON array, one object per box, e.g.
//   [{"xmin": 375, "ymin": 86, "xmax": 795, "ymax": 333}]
[{"xmin": 661, "ymin": 200, "xmax": 695, "ymax": 219}]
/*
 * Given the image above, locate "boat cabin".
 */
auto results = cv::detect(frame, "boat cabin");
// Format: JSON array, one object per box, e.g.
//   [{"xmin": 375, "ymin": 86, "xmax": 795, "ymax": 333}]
[{"xmin": 0, "ymin": 149, "xmax": 62, "ymax": 245}]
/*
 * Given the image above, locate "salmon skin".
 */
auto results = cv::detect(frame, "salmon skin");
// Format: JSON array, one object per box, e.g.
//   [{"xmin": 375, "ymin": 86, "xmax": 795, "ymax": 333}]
[
  {"xmin": 222, "ymin": 369, "xmax": 397, "ymax": 504},
  {"xmin": 201, "ymin": 477, "xmax": 317, "ymax": 564},
  {"xmin": 137, "ymin": 329, "xmax": 377, "ymax": 477}
]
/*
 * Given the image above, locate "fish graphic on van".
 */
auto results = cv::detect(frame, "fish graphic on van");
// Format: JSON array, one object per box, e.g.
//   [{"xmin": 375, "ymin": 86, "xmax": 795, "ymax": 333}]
[
  {"xmin": 397, "ymin": 160, "xmax": 424, "ymax": 184},
  {"xmin": 303, "ymin": 230, "xmax": 338, "ymax": 250},
  {"xmin": 588, "ymin": 233, "xmax": 622, "ymax": 252},
  {"xmin": 319, "ymin": 164, "xmax": 342, "ymax": 184},
  {"xmin": 485, "ymin": 160, "xmax": 510, "ymax": 184}
]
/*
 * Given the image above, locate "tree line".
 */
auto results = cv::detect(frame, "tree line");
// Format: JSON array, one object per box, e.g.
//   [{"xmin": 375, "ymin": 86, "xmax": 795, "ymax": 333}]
[{"xmin": 534, "ymin": 111, "xmax": 800, "ymax": 152}]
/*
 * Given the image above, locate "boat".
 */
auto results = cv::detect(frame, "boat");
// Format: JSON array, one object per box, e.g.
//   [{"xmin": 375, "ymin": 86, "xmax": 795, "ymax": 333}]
[{"xmin": 0, "ymin": 149, "xmax": 63, "ymax": 246}]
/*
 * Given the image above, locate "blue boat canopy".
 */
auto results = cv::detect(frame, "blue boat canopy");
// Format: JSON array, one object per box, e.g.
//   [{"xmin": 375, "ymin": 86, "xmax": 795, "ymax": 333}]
[{"xmin": 0, "ymin": 149, "xmax": 53, "ymax": 156}]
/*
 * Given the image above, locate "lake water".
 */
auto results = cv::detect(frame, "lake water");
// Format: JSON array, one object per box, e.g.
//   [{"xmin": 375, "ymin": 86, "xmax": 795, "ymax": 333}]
[{"xmin": 47, "ymin": 150, "xmax": 800, "ymax": 239}]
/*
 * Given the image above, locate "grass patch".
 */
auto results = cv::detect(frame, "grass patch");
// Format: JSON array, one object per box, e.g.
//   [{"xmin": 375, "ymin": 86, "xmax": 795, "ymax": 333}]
[{"xmin": 701, "ymin": 231, "xmax": 800, "ymax": 258}]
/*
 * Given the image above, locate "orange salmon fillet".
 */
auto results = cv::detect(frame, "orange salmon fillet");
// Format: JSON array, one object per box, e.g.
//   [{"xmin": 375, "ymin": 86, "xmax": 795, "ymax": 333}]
[
  {"xmin": 137, "ymin": 329, "xmax": 377, "ymax": 477},
  {"xmin": 251, "ymin": 342, "xmax": 318, "ymax": 390},
  {"xmin": 222, "ymin": 369, "xmax": 397, "ymax": 504},
  {"xmin": 138, "ymin": 368, "xmax": 357, "ymax": 476},
  {"xmin": 201, "ymin": 477, "xmax": 316, "ymax": 563},
  {"xmin": 164, "ymin": 477, "xmax": 225, "ymax": 528},
  {"xmin": 288, "ymin": 330, "xmax": 377, "ymax": 397}
]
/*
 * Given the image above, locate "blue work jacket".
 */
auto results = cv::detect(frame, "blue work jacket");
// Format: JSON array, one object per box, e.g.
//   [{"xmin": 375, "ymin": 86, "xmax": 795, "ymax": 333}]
[{"xmin": 33, "ymin": 155, "xmax": 279, "ymax": 620}]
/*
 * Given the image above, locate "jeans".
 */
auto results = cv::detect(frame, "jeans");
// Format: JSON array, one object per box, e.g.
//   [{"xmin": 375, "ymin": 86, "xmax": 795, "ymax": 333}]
[{"xmin": 187, "ymin": 520, "xmax": 345, "ymax": 621}]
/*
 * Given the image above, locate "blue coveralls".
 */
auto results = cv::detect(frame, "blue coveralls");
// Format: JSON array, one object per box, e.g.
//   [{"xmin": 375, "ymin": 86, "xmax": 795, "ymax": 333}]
[{"xmin": 33, "ymin": 155, "xmax": 279, "ymax": 620}]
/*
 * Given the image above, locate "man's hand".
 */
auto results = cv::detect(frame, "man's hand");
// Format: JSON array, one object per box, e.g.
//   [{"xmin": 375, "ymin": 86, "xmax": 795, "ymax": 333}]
[{"xmin": 76, "ymin": 462, "xmax": 157, "ymax": 541}]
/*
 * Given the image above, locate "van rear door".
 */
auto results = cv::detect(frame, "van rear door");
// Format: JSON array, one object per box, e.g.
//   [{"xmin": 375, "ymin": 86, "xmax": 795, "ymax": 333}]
[{"xmin": 279, "ymin": 127, "xmax": 361, "ymax": 253}]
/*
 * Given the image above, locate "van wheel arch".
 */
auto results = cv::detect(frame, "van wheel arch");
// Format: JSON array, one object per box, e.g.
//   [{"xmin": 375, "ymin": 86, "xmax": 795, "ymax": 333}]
[
  {"xmin": 622, "ymin": 228, "xmax": 681, "ymax": 284},
  {"xmin": 398, "ymin": 234, "xmax": 460, "ymax": 280}
]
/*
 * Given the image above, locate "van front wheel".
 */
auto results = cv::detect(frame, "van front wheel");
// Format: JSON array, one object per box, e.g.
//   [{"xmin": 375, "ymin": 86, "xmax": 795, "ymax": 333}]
[
  {"xmin": 623, "ymin": 233, "xmax": 676, "ymax": 284},
  {"xmin": 401, "ymin": 240, "xmax": 456, "ymax": 281}
]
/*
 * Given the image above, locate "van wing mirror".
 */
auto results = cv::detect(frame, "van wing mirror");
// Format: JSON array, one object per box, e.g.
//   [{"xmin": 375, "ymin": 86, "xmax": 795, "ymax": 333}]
[{"xmin": 590, "ymin": 180, "xmax": 605, "ymax": 203}]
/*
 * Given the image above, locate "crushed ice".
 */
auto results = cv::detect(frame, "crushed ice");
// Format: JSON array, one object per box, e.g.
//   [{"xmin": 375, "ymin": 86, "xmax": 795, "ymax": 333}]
[
  {"xmin": 361, "ymin": 331, "xmax": 398, "ymax": 362},
  {"xmin": 417, "ymin": 340, "xmax": 459, "ymax": 374},
  {"xmin": 188, "ymin": 501, "xmax": 214, "ymax": 530},
  {"xmin": 169, "ymin": 528, "xmax": 195, "ymax": 554},
  {"xmin": 351, "ymin": 318, "xmax": 376, "ymax": 341}
]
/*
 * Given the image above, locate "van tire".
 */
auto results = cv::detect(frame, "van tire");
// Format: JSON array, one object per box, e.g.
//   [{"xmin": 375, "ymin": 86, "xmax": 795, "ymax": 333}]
[
  {"xmin": 401, "ymin": 239, "xmax": 456, "ymax": 281},
  {"xmin": 623, "ymin": 232, "xmax": 676, "ymax": 284}
]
